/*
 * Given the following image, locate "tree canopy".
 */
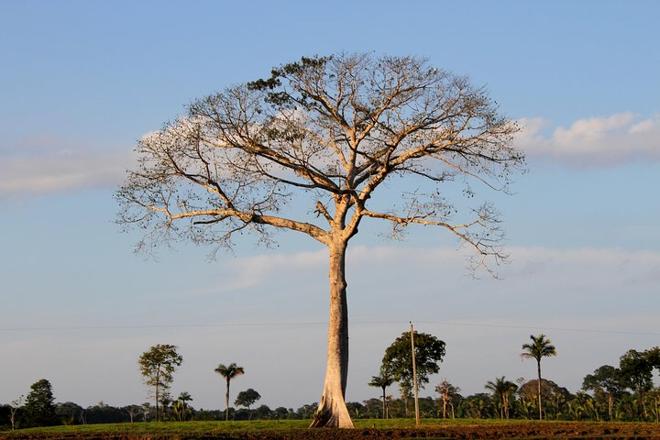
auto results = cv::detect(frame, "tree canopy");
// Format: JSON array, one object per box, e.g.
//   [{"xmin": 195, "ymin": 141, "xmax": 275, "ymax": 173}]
[
  {"xmin": 381, "ymin": 330, "xmax": 446, "ymax": 390},
  {"xmin": 23, "ymin": 379, "xmax": 57, "ymax": 427},
  {"xmin": 138, "ymin": 344, "xmax": 183, "ymax": 421},
  {"xmin": 235, "ymin": 389, "xmax": 261, "ymax": 409}
]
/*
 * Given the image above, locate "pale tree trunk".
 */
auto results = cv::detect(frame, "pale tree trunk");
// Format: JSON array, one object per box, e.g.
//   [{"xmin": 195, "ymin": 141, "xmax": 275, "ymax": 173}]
[
  {"xmin": 310, "ymin": 240, "xmax": 353, "ymax": 428},
  {"xmin": 608, "ymin": 394, "xmax": 613, "ymax": 421},
  {"xmin": 537, "ymin": 360, "xmax": 543, "ymax": 420}
]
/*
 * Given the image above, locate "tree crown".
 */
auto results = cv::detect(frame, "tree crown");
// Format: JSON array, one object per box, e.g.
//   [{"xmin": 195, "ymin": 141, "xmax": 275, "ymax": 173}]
[
  {"xmin": 521, "ymin": 334, "xmax": 557, "ymax": 362},
  {"xmin": 138, "ymin": 344, "xmax": 183, "ymax": 388},
  {"xmin": 215, "ymin": 362, "xmax": 245, "ymax": 381},
  {"xmin": 117, "ymin": 53, "xmax": 524, "ymax": 271},
  {"xmin": 381, "ymin": 330, "xmax": 446, "ymax": 389}
]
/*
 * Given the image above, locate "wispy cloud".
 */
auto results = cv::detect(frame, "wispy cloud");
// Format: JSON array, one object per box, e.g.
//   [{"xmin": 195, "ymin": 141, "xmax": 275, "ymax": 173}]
[
  {"xmin": 516, "ymin": 113, "xmax": 660, "ymax": 166},
  {"xmin": 209, "ymin": 244, "xmax": 660, "ymax": 295},
  {"xmin": 0, "ymin": 136, "xmax": 134, "ymax": 198}
]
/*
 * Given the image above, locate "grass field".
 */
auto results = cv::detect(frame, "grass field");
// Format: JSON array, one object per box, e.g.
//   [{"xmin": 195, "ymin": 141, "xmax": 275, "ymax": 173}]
[{"xmin": 3, "ymin": 419, "xmax": 660, "ymax": 439}]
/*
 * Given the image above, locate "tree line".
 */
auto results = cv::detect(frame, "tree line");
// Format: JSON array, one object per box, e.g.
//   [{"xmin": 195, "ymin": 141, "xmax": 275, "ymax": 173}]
[{"xmin": 2, "ymin": 335, "xmax": 658, "ymax": 430}]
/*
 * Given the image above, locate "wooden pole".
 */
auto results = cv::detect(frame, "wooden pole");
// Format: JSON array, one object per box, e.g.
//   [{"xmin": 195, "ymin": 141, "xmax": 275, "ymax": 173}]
[{"xmin": 410, "ymin": 321, "xmax": 420, "ymax": 426}]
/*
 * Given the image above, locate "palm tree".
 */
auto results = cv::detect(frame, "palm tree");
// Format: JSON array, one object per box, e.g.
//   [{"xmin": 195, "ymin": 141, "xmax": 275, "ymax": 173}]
[
  {"xmin": 368, "ymin": 370, "xmax": 394, "ymax": 419},
  {"xmin": 521, "ymin": 334, "xmax": 557, "ymax": 420},
  {"xmin": 485, "ymin": 376, "xmax": 518, "ymax": 419},
  {"xmin": 214, "ymin": 363, "xmax": 245, "ymax": 421}
]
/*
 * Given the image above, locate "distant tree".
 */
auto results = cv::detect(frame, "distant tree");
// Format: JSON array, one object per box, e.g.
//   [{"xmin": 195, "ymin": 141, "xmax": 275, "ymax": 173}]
[
  {"xmin": 518, "ymin": 378, "xmax": 572, "ymax": 420},
  {"xmin": 521, "ymin": 334, "xmax": 557, "ymax": 420},
  {"xmin": 141, "ymin": 402, "xmax": 153, "ymax": 422},
  {"xmin": 582, "ymin": 365, "xmax": 625, "ymax": 420},
  {"xmin": 458, "ymin": 393, "xmax": 495, "ymax": 419},
  {"xmin": 116, "ymin": 53, "xmax": 524, "ymax": 428},
  {"xmin": 235, "ymin": 388, "xmax": 261, "ymax": 418},
  {"xmin": 435, "ymin": 380, "xmax": 461, "ymax": 419},
  {"xmin": 619, "ymin": 349, "xmax": 655, "ymax": 419},
  {"xmin": 138, "ymin": 344, "xmax": 183, "ymax": 422},
  {"xmin": 382, "ymin": 330, "xmax": 446, "ymax": 416},
  {"xmin": 55, "ymin": 402, "xmax": 83, "ymax": 425},
  {"xmin": 368, "ymin": 369, "xmax": 394, "ymax": 419},
  {"xmin": 214, "ymin": 363, "xmax": 245, "ymax": 421},
  {"xmin": 23, "ymin": 379, "xmax": 57, "ymax": 427},
  {"xmin": 485, "ymin": 376, "xmax": 517, "ymax": 419},
  {"xmin": 123, "ymin": 404, "xmax": 143, "ymax": 423},
  {"xmin": 172, "ymin": 392, "xmax": 193, "ymax": 421},
  {"xmin": 9, "ymin": 395, "xmax": 24, "ymax": 430}
]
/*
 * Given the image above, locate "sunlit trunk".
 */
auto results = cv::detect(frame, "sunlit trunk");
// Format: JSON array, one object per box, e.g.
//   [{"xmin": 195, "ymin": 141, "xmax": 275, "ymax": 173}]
[{"xmin": 310, "ymin": 240, "xmax": 353, "ymax": 428}]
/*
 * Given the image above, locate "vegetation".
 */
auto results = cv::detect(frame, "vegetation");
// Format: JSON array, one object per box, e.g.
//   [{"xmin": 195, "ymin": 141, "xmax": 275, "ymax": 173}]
[
  {"xmin": 2, "ymin": 344, "xmax": 659, "ymax": 432},
  {"xmin": 235, "ymin": 389, "xmax": 261, "ymax": 414},
  {"xmin": 214, "ymin": 363, "xmax": 245, "ymax": 421},
  {"xmin": 381, "ymin": 330, "xmax": 446, "ymax": 416},
  {"xmin": 137, "ymin": 344, "xmax": 183, "ymax": 422},
  {"xmin": 116, "ymin": 53, "xmax": 525, "ymax": 427},
  {"xmin": 368, "ymin": 370, "xmax": 394, "ymax": 419},
  {"xmin": 485, "ymin": 377, "xmax": 518, "ymax": 419},
  {"xmin": 521, "ymin": 334, "xmax": 557, "ymax": 420},
  {"xmin": 22, "ymin": 380, "xmax": 57, "ymax": 428}
]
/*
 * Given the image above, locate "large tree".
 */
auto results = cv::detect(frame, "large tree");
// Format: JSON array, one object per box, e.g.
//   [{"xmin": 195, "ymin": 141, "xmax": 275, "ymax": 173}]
[
  {"xmin": 23, "ymin": 379, "xmax": 57, "ymax": 427},
  {"xmin": 138, "ymin": 344, "xmax": 183, "ymax": 422},
  {"xmin": 381, "ymin": 330, "xmax": 446, "ymax": 417},
  {"xmin": 521, "ymin": 334, "xmax": 557, "ymax": 420},
  {"xmin": 117, "ymin": 53, "xmax": 524, "ymax": 428},
  {"xmin": 215, "ymin": 362, "xmax": 244, "ymax": 421}
]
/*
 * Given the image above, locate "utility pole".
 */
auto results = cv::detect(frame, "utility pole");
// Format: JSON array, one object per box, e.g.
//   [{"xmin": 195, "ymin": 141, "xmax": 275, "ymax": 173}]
[{"xmin": 410, "ymin": 321, "xmax": 420, "ymax": 426}]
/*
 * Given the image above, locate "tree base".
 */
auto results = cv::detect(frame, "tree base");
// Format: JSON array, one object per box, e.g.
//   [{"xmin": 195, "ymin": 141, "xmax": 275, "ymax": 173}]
[{"xmin": 309, "ymin": 396, "xmax": 354, "ymax": 428}]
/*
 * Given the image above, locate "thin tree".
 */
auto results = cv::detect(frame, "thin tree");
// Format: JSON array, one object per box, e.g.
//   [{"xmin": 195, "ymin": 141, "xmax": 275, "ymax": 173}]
[
  {"xmin": 368, "ymin": 370, "xmax": 394, "ymax": 419},
  {"xmin": 9, "ymin": 395, "xmax": 24, "ymax": 430},
  {"xmin": 485, "ymin": 376, "xmax": 517, "ymax": 419},
  {"xmin": 521, "ymin": 334, "xmax": 557, "ymax": 420},
  {"xmin": 117, "ymin": 53, "xmax": 524, "ymax": 428},
  {"xmin": 138, "ymin": 344, "xmax": 183, "ymax": 422},
  {"xmin": 435, "ymin": 380, "xmax": 460, "ymax": 419},
  {"xmin": 215, "ymin": 363, "xmax": 244, "ymax": 421}
]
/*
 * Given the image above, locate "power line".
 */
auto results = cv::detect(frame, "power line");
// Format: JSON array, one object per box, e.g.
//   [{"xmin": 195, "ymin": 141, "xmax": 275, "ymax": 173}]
[{"xmin": 0, "ymin": 319, "xmax": 657, "ymax": 336}]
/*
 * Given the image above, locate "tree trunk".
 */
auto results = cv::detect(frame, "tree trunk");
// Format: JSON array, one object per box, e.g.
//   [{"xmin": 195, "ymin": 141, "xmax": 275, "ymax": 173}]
[
  {"xmin": 225, "ymin": 378, "xmax": 230, "ymax": 421},
  {"xmin": 155, "ymin": 373, "xmax": 160, "ymax": 422},
  {"xmin": 537, "ymin": 360, "xmax": 543, "ymax": 420},
  {"xmin": 608, "ymin": 394, "xmax": 613, "ymax": 421},
  {"xmin": 310, "ymin": 240, "xmax": 353, "ymax": 428},
  {"xmin": 381, "ymin": 386, "xmax": 387, "ymax": 419}
]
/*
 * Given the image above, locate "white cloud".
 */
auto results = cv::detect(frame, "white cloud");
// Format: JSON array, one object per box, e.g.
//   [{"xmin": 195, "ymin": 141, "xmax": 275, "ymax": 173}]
[
  {"xmin": 0, "ymin": 137, "xmax": 134, "ymax": 197},
  {"xmin": 516, "ymin": 113, "xmax": 660, "ymax": 165}
]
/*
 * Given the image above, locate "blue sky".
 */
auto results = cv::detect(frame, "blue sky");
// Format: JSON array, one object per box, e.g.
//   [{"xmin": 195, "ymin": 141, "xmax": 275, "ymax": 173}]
[{"xmin": 1, "ymin": 1, "xmax": 659, "ymax": 409}]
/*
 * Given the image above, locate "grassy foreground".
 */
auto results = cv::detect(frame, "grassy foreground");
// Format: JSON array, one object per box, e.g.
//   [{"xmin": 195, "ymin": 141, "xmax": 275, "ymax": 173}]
[{"xmin": 3, "ymin": 419, "xmax": 660, "ymax": 439}]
